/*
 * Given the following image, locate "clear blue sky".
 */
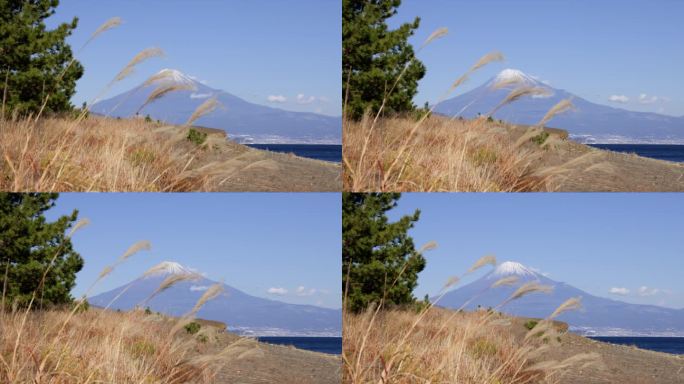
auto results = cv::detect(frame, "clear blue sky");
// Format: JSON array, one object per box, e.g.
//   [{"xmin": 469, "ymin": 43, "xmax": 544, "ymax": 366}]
[
  {"xmin": 387, "ymin": 193, "xmax": 684, "ymax": 309},
  {"xmin": 47, "ymin": 0, "xmax": 341, "ymax": 116},
  {"xmin": 389, "ymin": 0, "xmax": 684, "ymax": 116},
  {"xmin": 45, "ymin": 193, "xmax": 341, "ymax": 309}
]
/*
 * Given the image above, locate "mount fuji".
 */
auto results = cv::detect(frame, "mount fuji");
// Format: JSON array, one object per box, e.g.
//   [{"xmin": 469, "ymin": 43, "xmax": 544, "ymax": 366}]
[
  {"xmin": 434, "ymin": 69, "xmax": 684, "ymax": 144},
  {"xmin": 88, "ymin": 261, "xmax": 341, "ymax": 336},
  {"xmin": 437, "ymin": 261, "xmax": 684, "ymax": 336},
  {"xmin": 90, "ymin": 69, "xmax": 341, "ymax": 144}
]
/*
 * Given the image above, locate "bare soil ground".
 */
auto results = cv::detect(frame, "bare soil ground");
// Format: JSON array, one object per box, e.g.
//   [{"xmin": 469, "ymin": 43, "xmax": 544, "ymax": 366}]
[
  {"xmin": 207, "ymin": 332, "xmax": 341, "ymax": 384},
  {"xmin": 508, "ymin": 317, "xmax": 684, "ymax": 384},
  {"xmin": 197, "ymin": 139, "xmax": 341, "ymax": 192},
  {"xmin": 510, "ymin": 126, "xmax": 684, "ymax": 192}
]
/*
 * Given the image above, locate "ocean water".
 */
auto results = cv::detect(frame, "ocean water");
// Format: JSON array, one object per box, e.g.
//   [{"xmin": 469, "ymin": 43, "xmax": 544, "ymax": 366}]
[
  {"xmin": 247, "ymin": 144, "xmax": 342, "ymax": 163},
  {"xmin": 588, "ymin": 144, "xmax": 684, "ymax": 162},
  {"xmin": 256, "ymin": 336, "xmax": 342, "ymax": 355},
  {"xmin": 589, "ymin": 337, "xmax": 684, "ymax": 355}
]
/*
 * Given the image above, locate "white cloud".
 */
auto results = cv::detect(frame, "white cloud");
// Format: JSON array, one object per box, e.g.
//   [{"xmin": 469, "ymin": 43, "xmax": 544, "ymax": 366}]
[
  {"xmin": 638, "ymin": 94, "xmax": 660, "ymax": 104},
  {"xmin": 296, "ymin": 285, "xmax": 317, "ymax": 296},
  {"xmin": 267, "ymin": 287, "xmax": 288, "ymax": 295},
  {"xmin": 609, "ymin": 287, "xmax": 630, "ymax": 295},
  {"xmin": 190, "ymin": 93, "xmax": 212, "ymax": 99},
  {"xmin": 637, "ymin": 286, "xmax": 660, "ymax": 296},
  {"xmin": 188, "ymin": 267, "xmax": 208, "ymax": 277},
  {"xmin": 267, "ymin": 95, "xmax": 287, "ymax": 103},
  {"xmin": 608, "ymin": 95, "xmax": 629, "ymax": 104},
  {"xmin": 188, "ymin": 75, "xmax": 209, "ymax": 85},
  {"xmin": 529, "ymin": 267, "xmax": 550, "ymax": 277},
  {"xmin": 296, "ymin": 94, "xmax": 317, "ymax": 104},
  {"xmin": 190, "ymin": 285, "xmax": 209, "ymax": 292}
]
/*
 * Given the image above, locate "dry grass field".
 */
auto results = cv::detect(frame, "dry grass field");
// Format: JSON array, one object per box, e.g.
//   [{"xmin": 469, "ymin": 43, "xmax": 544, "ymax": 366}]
[
  {"xmin": 1, "ymin": 17, "xmax": 340, "ymax": 193},
  {"xmin": 343, "ymin": 307, "xmax": 595, "ymax": 384},
  {"xmin": 343, "ymin": 114, "xmax": 553, "ymax": 191},
  {"xmin": 0, "ymin": 307, "xmax": 240, "ymax": 383},
  {"xmin": 342, "ymin": 253, "xmax": 603, "ymax": 384},
  {"xmin": 343, "ymin": 114, "xmax": 684, "ymax": 192},
  {"xmin": 0, "ymin": 114, "xmax": 340, "ymax": 192}
]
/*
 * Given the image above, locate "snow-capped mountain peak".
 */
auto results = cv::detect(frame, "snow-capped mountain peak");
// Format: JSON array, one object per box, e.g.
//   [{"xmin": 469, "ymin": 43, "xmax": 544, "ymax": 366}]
[
  {"xmin": 490, "ymin": 69, "xmax": 540, "ymax": 88},
  {"xmin": 145, "ymin": 261, "xmax": 195, "ymax": 277},
  {"xmin": 90, "ymin": 68, "xmax": 342, "ymax": 144},
  {"xmin": 489, "ymin": 261, "xmax": 538, "ymax": 279},
  {"xmin": 154, "ymin": 68, "xmax": 197, "ymax": 86}
]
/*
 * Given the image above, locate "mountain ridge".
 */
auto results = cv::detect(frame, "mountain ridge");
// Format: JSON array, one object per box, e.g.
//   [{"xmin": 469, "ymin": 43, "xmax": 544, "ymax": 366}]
[
  {"xmin": 435, "ymin": 69, "xmax": 684, "ymax": 144},
  {"xmin": 91, "ymin": 69, "xmax": 341, "ymax": 144},
  {"xmin": 436, "ymin": 261, "xmax": 684, "ymax": 336},
  {"xmin": 88, "ymin": 261, "xmax": 341, "ymax": 337}
]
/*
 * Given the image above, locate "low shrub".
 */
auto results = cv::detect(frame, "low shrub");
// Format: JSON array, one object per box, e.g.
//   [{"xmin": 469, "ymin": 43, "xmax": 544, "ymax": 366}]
[
  {"xmin": 186, "ymin": 128, "xmax": 207, "ymax": 146},
  {"xmin": 184, "ymin": 321, "xmax": 201, "ymax": 335}
]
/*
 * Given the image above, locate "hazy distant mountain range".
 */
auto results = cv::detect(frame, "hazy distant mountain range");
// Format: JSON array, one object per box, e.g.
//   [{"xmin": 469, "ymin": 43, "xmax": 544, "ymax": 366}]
[
  {"xmin": 435, "ymin": 69, "xmax": 684, "ymax": 144},
  {"xmin": 89, "ymin": 261, "xmax": 341, "ymax": 337},
  {"xmin": 90, "ymin": 69, "xmax": 341, "ymax": 144},
  {"xmin": 437, "ymin": 261, "xmax": 684, "ymax": 336}
]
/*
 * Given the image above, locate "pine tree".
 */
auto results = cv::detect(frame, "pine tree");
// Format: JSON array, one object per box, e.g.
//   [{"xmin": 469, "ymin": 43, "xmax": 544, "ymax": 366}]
[
  {"xmin": 0, "ymin": 193, "xmax": 83, "ymax": 308},
  {"xmin": 343, "ymin": 0, "xmax": 426, "ymax": 120},
  {"xmin": 342, "ymin": 192, "xmax": 425, "ymax": 312},
  {"xmin": 0, "ymin": 0, "xmax": 84, "ymax": 116}
]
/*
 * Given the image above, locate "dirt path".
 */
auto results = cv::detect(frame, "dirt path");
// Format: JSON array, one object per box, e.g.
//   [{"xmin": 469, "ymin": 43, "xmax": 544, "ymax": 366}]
[
  {"xmin": 193, "ymin": 141, "xmax": 341, "ymax": 192},
  {"xmin": 205, "ymin": 332, "xmax": 341, "ymax": 384},
  {"xmin": 508, "ymin": 318, "xmax": 684, "ymax": 384},
  {"xmin": 513, "ymin": 126, "xmax": 684, "ymax": 191}
]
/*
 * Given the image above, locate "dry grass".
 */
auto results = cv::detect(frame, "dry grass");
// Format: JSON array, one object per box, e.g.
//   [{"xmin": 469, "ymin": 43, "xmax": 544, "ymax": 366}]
[
  {"xmin": 0, "ymin": 115, "xmax": 230, "ymax": 191},
  {"xmin": 343, "ymin": 250, "xmax": 602, "ymax": 384},
  {"xmin": 0, "ymin": 308, "xmax": 224, "ymax": 383},
  {"xmin": 345, "ymin": 308, "xmax": 561, "ymax": 384},
  {"xmin": 2, "ymin": 14, "xmax": 342, "ymax": 193},
  {"xmin": 344, "ymin": 115, "xmax": 555, "ymax": 191},
  {"xmin": 0, "ymin": 112, "xmax": 341, "ymax": 192},
  {"xmin": 343, "ymin": 25, "xmax": 596, "ymax": 192},
  {"xmin": 0, "ymin": 225, "xmax": 254, "ymax": 383}
]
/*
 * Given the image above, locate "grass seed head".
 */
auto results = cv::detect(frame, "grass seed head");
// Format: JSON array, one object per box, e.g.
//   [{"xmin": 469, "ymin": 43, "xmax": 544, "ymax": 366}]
[{"xmin": 466, "ymin": 254, "xmax": 497, "ymax": 274}]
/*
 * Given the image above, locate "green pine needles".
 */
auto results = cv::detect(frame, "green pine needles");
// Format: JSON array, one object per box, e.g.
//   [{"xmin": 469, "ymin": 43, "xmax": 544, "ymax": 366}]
[
  {"xmin": 343, "ymin": 0, "xmax": 426, "ymax": 120},
  {"xmin": 0, "ymin": 0, "xmax": 84, "ymax": 116},
  {"xmin": 342, "ymin": 192, "xmax": 426, "ymax": 312},
  {"xmin": 0, "ymin": 193, "xmax": 84, "ymax": 308}
]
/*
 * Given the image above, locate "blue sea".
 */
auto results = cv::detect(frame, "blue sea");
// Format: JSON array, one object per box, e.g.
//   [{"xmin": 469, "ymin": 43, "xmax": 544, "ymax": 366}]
[
  {"xmin": 589, "ymin": 337, "xmax": 684, "ymax": 355},
  {"xmin": 256, "ymin": 336, "xmax": 342, "ymax": 355},
  {"xmin": 588, "ymin": 144, "xmax": 684, "ymax": 163},
  {"xmin": 247, "ymin": 144, "xmax": 341, "ymax": 163}
]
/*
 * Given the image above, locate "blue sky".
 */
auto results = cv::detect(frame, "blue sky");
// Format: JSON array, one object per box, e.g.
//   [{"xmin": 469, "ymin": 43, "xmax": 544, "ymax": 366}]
[
  {"xmin": 47, "ymin": 0, "xmax": 341, "ymax": 116},
  {"xmin": 386, "ymin": 193, "xmax": 684, "ymax": 309},
  {"xmin": 389, "ymin": 0, "xmax": 684, "ymax": 116},
  {"xmin": 45, "ymin": 193, "xmax": 341, "ymax": 309}
]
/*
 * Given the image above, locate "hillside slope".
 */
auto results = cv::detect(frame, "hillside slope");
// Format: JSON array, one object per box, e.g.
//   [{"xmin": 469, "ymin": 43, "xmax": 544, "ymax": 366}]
[
  {"xmin": 89, "ymin": 262, "xmax": 342, "ymax": 336},
  {"xmin": 439, "ymin": 262, "xmax": 684, "ymax": 335},
  {"xmin": 91, "ymin": 69, "xmax": 341, "ymax": 144},
  {"xmin": 0, "ymin": 115, "xmax": 340, "ymax": 192},
  {"xmin": 435, "ymin": 69, "xmax": 684, "ymax": 144}
]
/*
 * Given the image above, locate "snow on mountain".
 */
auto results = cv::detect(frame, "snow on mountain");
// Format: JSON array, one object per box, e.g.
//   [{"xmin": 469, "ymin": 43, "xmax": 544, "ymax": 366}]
[
  {"xmin": 437, "ymin": 261, "xmax": 684, "ymax": 336},
  {"xmin": 89, "ymin": 261, "xmax": 341, "ymax": 336},
  {"xmin": 488, "ymin": 261, "xmax": 538, "ymax": 279},
  {"xmin": 154, "ymin": 69, "xmax": 196, "ymax": 86},
  {"xmin": 143, "ymin": 261, "xmax": 195, "ymax": 277},
  {"xmin": 90, "ymin": 69, "xmax": 341, "ymax": 144},
  {"xmin": 436, "ymin": 69, "xmax": 684, "ymax": 144},
  {"xmin": 490, "ymin": 69, "xmax": 541, "ymax": 87}
]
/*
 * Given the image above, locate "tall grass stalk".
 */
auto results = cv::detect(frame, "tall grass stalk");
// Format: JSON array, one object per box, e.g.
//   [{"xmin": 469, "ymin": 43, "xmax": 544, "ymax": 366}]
[
  {"xmin": 0, "ymin": 223, "xmax": 242, "ymax": 383},
  {"xmin": 343, "ymin": 253, "xmax": 601, "ymax": 383}
]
